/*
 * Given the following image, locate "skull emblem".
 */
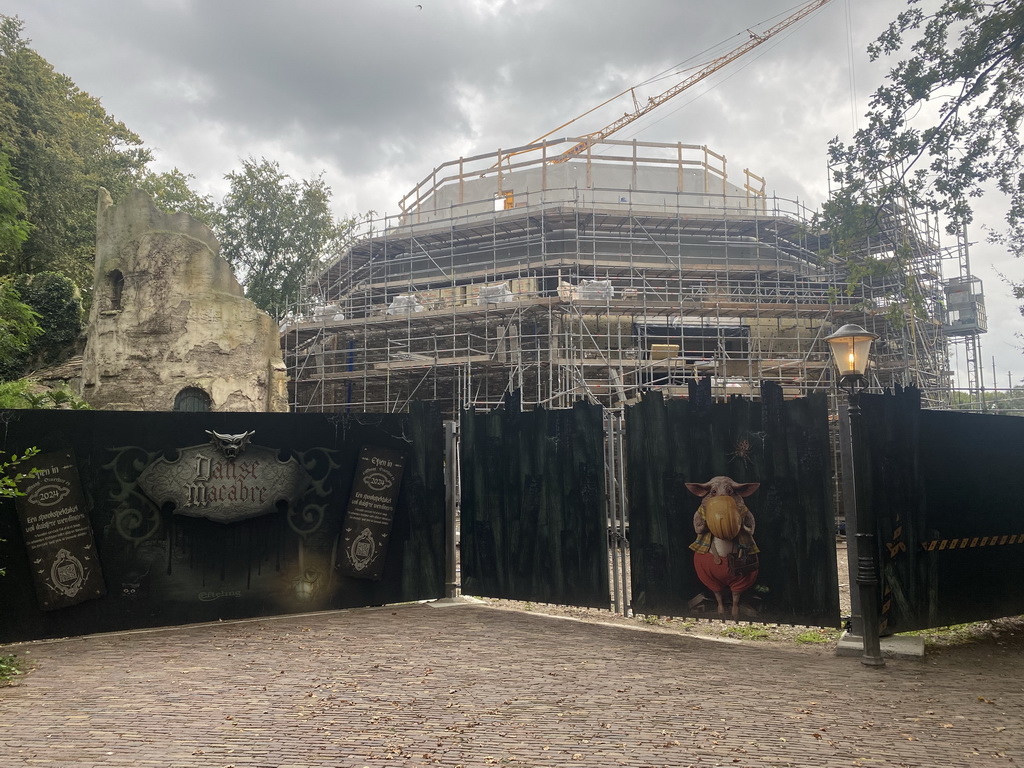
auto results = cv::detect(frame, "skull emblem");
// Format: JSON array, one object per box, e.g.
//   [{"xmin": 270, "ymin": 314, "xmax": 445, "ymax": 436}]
[{"xmin": 205, "ymin": 429, "xmax": 255, "ymax": 460}]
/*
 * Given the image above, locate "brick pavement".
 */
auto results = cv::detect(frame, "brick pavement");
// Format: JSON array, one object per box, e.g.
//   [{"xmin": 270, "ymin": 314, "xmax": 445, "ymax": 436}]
[{"xmin": 1, "ymin": 603, "xmax": 1021, "ymax": 768}]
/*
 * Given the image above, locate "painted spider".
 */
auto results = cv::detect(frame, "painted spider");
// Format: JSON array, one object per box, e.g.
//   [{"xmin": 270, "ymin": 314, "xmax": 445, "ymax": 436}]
[{"xmin": 728, "ymin": 437, "xmax": 754, "ymax": 466}]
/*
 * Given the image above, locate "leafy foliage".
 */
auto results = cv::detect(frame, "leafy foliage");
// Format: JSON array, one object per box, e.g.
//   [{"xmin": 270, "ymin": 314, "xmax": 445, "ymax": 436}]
[
  {"xmin": 0, "ymin": 148, "xmax": 30, "ymax": 261},
  {"xmin": 218, "ymin": 157, "xmax": 347, "ymax": 319},
  {"xmin": 815, "ymin": 195, "xmax": 882, "ymax": 253},
  {"xmin": 0, "ymin": 378, "xmax": 30, "ymax": 408},
  {"xmin": 0, "ymin": 446, "xmax": 39, "ymax": 500},
  {"xmin": 139, "ymin": 167, "xmax": 218, "ymax": 227},
  {"xmin": 0, "ymin": 16, "xmax": 151, "ymax": 290},
  {"xmin": 813, "ymin": 196, "xmax": 911, "ymax": 308},
  {"xmin": 0, "ymin": 654, "xmax": 22, "ymax": 683},
  {"xmin": 0, "ymin": 414, "xmax": 58, "ymax": 584},
  {"xmin": 2, "ymin": 271, "xmax": 83, "ymax": 378},
  {"xmin": 0, "ymin": 379, "xmax": 90, "ymax": 409},
  {"xmin": 0, "ymin": 278, "xmax": 40, "ymax": 379},
  {"xmin": 44, "ymin": 385, "xmax": 91, "ymax": 409},
  {"xmin": 0, "ymin": 379, "xmax": 87, "ymax": 409},
  {"xmin": 828, "ymin": 0, "xmax": 1024, "ymax": 258}
]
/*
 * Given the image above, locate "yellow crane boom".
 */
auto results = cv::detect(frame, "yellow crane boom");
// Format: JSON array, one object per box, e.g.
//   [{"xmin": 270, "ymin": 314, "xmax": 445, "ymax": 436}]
[{"xmin": 508, "ymin": 0, "xmax": 833, "ymax": 166}]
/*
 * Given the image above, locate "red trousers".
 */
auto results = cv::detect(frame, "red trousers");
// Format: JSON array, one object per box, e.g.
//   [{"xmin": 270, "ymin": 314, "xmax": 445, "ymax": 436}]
[{"xmin": 693, "ymin": 551, "xmax": 758, "ymax": 594}]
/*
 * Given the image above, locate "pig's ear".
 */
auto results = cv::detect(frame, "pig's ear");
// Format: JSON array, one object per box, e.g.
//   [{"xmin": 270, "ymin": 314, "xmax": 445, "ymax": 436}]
[
  {"xmin": 685, "ymin": 482, "xmax": 711, "ymax": 497},
  {"xmin": 734, "ymin": 482, "xmax": 760, "ymax": 497}
]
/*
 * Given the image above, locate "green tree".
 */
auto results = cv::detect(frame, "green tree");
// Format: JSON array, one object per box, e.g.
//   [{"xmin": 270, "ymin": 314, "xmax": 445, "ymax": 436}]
[
  {"xmin": 827, "ymin": 0, "xmax": 1024, "ymax": 259},
  {"xmin": 0, "ymin": 149, "xmax": 30, "ymax": 262},
  {"xmin": 0, "ymin": 278, "xmax": 39, "ymax": 380},
  {"xmin": 218, "ymin": 157, "xmax": 343, "ymax": 319},
  {"xmin": 139, "ymin": 167, "xmax": 218, "ymax": 227},
  {"xmin": 0, "ymin": 379, "xmax": 89, "ymax": 409},
  {"xmin": 4, "ymin": 271, "xmax": 83, "ymax": 377},
  {"xmin": 0, "ymin": 16, "xmax": 151, "ymax": 290}
]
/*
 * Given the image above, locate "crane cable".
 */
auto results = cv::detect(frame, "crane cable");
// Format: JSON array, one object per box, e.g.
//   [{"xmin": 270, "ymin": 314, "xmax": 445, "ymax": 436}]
[
  {"xmin": 613, "ymin": 8, "xmax": 829, "ymax": 147},
  {"xmin": 496, "ymin": 0, "xmax": 834, "ymax": 169},
  {"xmin": 551, "ymin": 0, "xmax": 833, "ymax": 163}
]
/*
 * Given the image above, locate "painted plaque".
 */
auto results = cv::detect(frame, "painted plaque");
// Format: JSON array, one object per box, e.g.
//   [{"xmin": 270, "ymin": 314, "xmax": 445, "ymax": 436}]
[
  {"xmin": 137, "ymin": 433, "xmax": 312, "ymax": 523},
  {"xmin": 338, "ymin": 446, "xmax": 406, "ymax": 581},
  {"xmin": 14, "ymin": 450, "xmax": 106, "ymax": 610}
]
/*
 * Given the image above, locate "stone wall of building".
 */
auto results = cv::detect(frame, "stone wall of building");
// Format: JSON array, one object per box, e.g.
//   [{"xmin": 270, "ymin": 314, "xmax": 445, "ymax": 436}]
[{"xmin": 80, "ymin": 189, "xmax": 289, "ymax": 412}]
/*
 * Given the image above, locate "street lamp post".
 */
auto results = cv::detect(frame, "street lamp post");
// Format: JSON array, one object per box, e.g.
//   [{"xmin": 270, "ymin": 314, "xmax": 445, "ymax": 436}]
[{"xmin": 825, "ymin": 323, "xmax": 885, "ymax": 668}]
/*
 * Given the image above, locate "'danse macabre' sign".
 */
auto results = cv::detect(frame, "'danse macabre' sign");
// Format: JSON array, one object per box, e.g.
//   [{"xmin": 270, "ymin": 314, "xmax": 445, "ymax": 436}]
[
  {"xmin": 14, "ymin": 450, "xmax": 106, "ymax": 610},
  {"xmin": 137, "ymin": 431, "xmax": 312, "ymax": 523}
]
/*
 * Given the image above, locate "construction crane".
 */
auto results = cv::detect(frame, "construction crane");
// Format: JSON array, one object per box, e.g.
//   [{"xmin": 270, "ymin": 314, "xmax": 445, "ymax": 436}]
[{"xmin": 502, "ymin": 0, "xmax": 833, "ymax": 167}]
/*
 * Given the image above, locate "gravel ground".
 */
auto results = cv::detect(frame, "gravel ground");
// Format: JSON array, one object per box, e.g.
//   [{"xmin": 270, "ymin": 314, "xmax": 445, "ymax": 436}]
[{"xmin": 476, "ymin": 538, "xmax": 1024, "ymax": 654}]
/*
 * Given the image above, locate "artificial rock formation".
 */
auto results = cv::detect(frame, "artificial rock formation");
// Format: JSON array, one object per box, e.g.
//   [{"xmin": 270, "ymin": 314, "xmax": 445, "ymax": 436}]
[{"xmin": 80, "ymin": 189, "xmax": 288, "ymax": 412}]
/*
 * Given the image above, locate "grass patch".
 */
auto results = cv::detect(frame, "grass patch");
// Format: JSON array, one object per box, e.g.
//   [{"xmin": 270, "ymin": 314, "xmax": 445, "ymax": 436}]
[
  {"xmin": 901, "ymin": 623, "xmax": 979, "ymax": 646},
  {"xmin": 795, "ymin": 628, "xmax": 840, "ymax": 644},
  {"xmin": 720, "ymin": 625, "xmax": 772, "ymax": 640},
  {"xmin": 0, "ymin": 654, "xmax": 22, "ymax": 685},
  {"xmin": 891, "ymin": 617, "xmax": 1024, "ymax": 649},
  {"xmin": 666, "ymin": 617, "xmax": 697, "ymax": 631},
  {"xmin": 901, "ymin": 619, "xmax": 1015, "ymax": 647}
]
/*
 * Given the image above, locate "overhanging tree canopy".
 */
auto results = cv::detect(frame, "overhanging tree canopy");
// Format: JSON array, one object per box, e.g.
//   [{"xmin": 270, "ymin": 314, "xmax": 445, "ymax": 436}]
[
  {"xmin": 0, "ymin": 15, "xmax": 152, "ymax": 291},
  {"xmin": 827, "ymin": 0, "xmax": 1024, "ymax": 267}
]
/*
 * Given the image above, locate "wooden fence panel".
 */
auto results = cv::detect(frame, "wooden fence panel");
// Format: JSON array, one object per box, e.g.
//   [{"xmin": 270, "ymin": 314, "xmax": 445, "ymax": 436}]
[
  {"xmin": 460, "ymin": 400, "xmax": 608, "ymax": 608},
  {"xmin": 859, "ymin": 388, "xmax": 1024, "ymax": 632},
  {"xmin": 627, "ymin": 383, "xmax": 839, "ymax": 626},
  {"xmin": 0, "ymin": 404, "xmax": 445, "ymax": 643}
]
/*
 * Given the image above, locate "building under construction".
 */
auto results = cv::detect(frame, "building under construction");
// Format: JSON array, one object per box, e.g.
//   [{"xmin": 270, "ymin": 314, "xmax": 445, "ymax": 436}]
[{"xmin": 282, "ymin": 137, "xmax": 982, "ymax": 415}]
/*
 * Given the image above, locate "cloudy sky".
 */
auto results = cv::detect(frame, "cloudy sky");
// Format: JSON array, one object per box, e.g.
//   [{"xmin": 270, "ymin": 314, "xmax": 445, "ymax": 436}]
[{"xmin": 8, "ymin": 0, "xmax": 1023, "ymax": 387}]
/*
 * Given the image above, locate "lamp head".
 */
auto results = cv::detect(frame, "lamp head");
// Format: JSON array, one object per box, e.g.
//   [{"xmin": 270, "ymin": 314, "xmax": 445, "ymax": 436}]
[{"xmin": 825, "ymin": 323, "xmax": 877, "ymax": 392}]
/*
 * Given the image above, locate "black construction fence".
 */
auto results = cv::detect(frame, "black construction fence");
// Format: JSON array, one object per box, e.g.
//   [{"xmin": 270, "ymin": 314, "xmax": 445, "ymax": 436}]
[
  {"xmin": 0, "ymin": 405, "xmax": 445, "ymax": 643},
  {"xmin": 856, "ymin": 386, "xmax": 1024, "ymax": 634},
  {"xmin": 458, "ymin": 397, "xmax": 608, "ymax": 608},
  {"xmin": 5, "ymin": 386, "xmax": 1021, "ymax": 645},
  {"xmin": 625, "ymin": 380, "xmax": 840, "ymax": 627}
]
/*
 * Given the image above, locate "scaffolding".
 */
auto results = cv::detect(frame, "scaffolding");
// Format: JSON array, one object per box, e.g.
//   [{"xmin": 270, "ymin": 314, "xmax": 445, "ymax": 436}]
[
  {"xmin": 835, "ymin": 199, "xmax": 953, "ymax": 408},
  {"xmin": 283, "ymin": 138, "xmax": 954, "ymax": 415},
  {"xmin": 942, "ymin": 226, "xmax": 989, "ymax": 410}
]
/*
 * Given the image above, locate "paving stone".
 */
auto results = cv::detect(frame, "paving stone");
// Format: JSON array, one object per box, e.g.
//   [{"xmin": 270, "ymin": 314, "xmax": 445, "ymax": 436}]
[{"xmin": 1, "ymin": 604, "xmax": 1022, "ymax": 767}]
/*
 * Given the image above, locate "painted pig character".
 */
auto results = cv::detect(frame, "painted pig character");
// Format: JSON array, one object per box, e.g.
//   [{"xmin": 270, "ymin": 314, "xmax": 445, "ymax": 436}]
[{"xmin": 686, "ymin": 476, "xmax": 760, "ymax": 618}]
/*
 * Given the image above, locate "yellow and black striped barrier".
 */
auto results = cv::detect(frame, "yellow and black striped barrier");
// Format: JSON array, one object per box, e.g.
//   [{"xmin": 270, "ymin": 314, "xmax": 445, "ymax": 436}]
[{"xmin": 921, "ymin": 534, "xmax": 1024, "ymax": 551}]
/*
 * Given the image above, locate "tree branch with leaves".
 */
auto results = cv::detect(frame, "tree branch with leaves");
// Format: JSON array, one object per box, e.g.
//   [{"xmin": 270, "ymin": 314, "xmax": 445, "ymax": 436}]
[
  {"xmin": 828, "ymin": 0, "xmax": 1024, "ymax": 264},
  {"xmin": 217, "ymin": 158, "xmax": 347, "ymax": 320},
  {"xmin": 1, "ymin": 446, "xmax": 38, "ymax": 578}
]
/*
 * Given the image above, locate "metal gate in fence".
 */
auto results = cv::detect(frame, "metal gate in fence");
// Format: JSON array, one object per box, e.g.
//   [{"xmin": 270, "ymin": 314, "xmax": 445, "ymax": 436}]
[
  {"xmin": 604, "ymin": 411, "xmax": 631, "ymax": 616},
  {"xmin": 456, "ymin": 386, "xmax": 841, "ymax": 629}
]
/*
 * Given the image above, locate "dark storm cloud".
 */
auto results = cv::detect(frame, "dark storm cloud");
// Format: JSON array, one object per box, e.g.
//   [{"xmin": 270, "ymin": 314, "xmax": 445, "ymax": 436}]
[
  {"xmin": 7, "ymin": 0, "xmax": 1023, "ymax": 378},
  {"xmin": 15, "ymin": 1, "xmax": 482, "ymax": 173},
  {"xmin": 8, "ymin": 0, "xmax": 872, "ymax": 182},
  {"xmin": 0, "ymin": 0, "xmax": 907, "ymax": 246}
]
